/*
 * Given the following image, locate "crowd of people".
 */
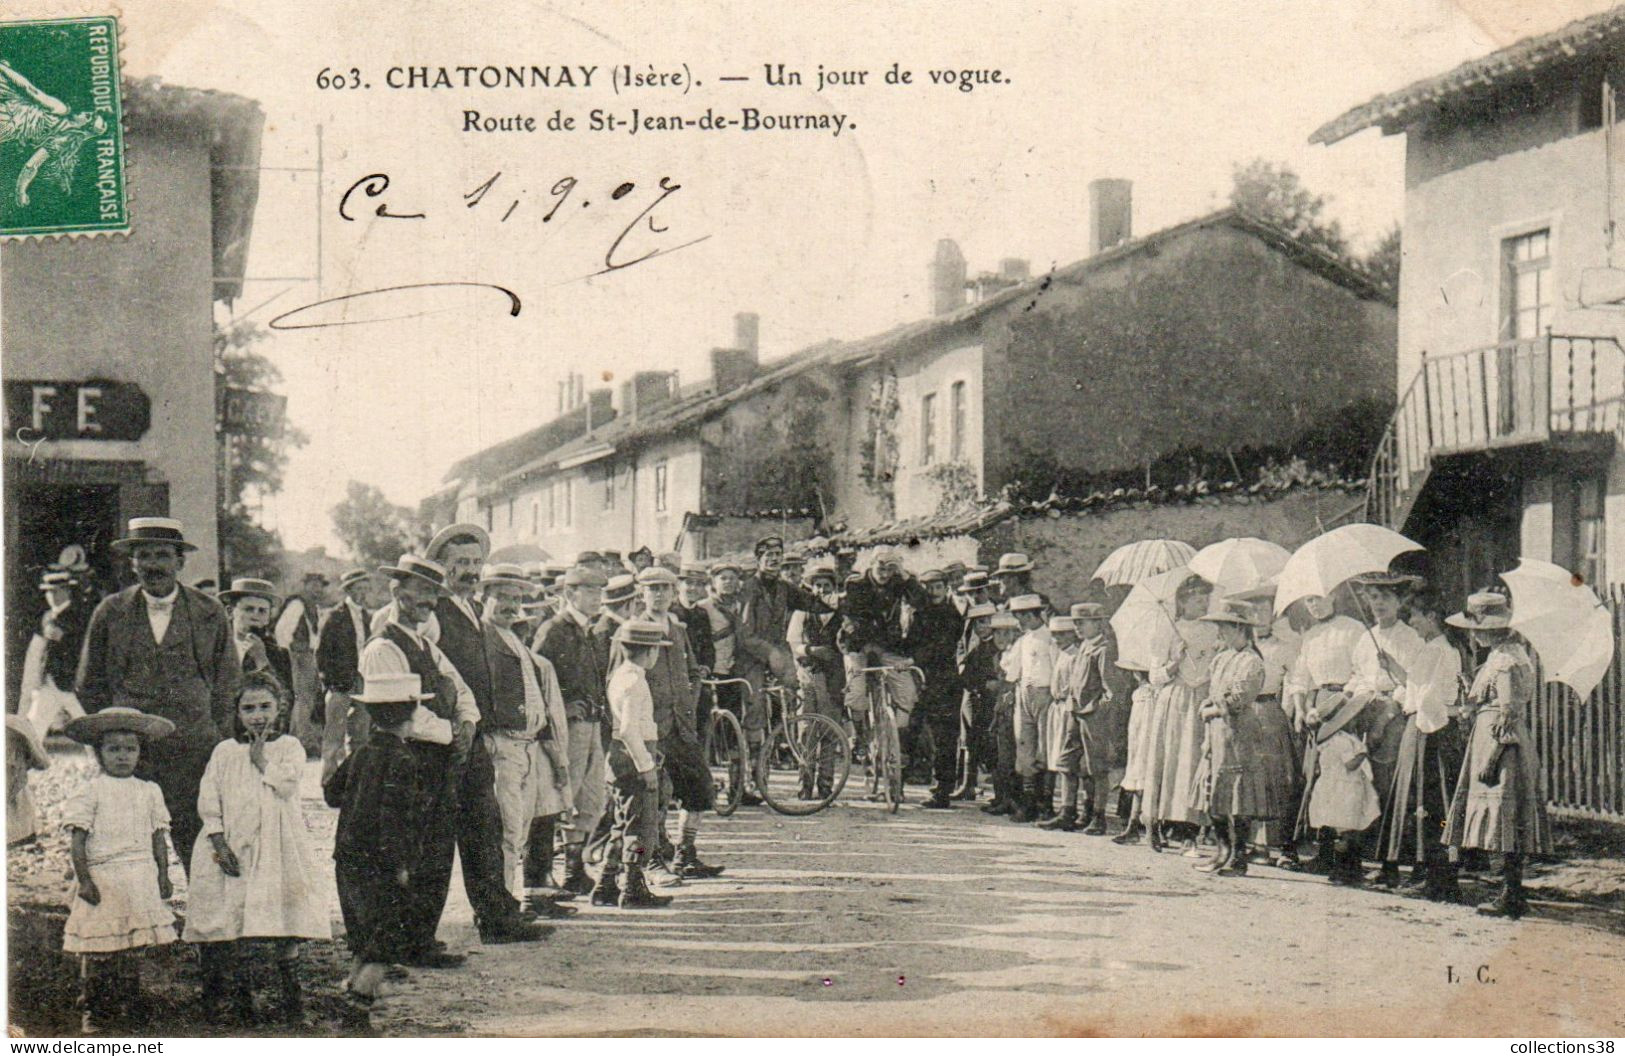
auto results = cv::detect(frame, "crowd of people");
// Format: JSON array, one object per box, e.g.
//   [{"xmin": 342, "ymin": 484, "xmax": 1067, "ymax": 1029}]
[{"xmin": 5, "ymin": 516, "xmax": 1555, "ymax": 1036}]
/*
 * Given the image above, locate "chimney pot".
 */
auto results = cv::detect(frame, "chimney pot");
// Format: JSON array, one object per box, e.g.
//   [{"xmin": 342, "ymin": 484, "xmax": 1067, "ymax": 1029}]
[
  {"xmin": 999, "ymin": 258, "xmax": 1031, "ymax": 282},
  {"xmin": 1088, "ymin": 178, "xmax": 1133, "ymax": 255},
  {"xmin": 734, "ymin": 312, "xmax": 760, "ymax": 355},
  {"xmin": 930, "ymin": 239, "xmax": 968, "ymax": 316}
]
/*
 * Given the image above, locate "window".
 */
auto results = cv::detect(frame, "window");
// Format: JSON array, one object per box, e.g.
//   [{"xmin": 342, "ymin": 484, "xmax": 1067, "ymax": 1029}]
[
  {"xmin": 1574, "ymin": 477, "xmax": 1607, "ymax": 590},
  {"xmin": 531, "ymin": 499, "xmax": 539, "ymax": 536},
  {"xmin": 920, "ymin": 392, "xmax": 937, "ymax": 466},
  {"xmin": 949, "ymin": 381, "xmax": 967, "ymax": 461},
  {"xmin": 654, "ymin": 460, "xmax": 669, "ymax": 512},
  {"xmin": 1502, "ymin": 229, "xmax": 1552, "ymax": 341},
  {"xmin": 603, "ymin": 464, "xmax": 615, "ymax": 510},
  {"xmin": 561, "ymin": 477, "xmax": 574, "ymax": 527},
  {"xmin": 485, "ymin": 505, "xmax": 493, "ymax": 532},
  {"xmin": 546, "ymin": 482, "xmax": 557, "ymax": 529}
]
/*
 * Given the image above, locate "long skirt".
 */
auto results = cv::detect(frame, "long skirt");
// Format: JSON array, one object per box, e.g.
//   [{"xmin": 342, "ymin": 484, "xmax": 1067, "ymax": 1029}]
[
  {"xmin": 1120, "ymin": 685, "xmax": 1157, "ymax": 792},
  {"xmin": 1147, "ymin": 681, "xmax": 1205, "ymax": 825},
  {"xmin": 1377, "ymin": 715, "xmax": 1464, "ymax": 865},
  {"xmin": 1443, "ymin": 708, "xmax": 1552, "ymax": 855},
  {"xmin": 1191, "ymin": 711, "xmax": 1277, "ymax": 820}
]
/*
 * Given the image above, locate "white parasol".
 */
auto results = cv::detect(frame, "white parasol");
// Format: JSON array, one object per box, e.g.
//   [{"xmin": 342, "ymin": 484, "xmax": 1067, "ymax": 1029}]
[
  {"xmin": 1093, "ymin": 539, "xmax": 1196, "ymax": 586},
  {"xmin": 1187, "ymin": 537, "xmax": 1292, "ymax": 597},
  {"xmin": 1274, "ymin": 523, "xmax": 1423, "ymax": 615},
  {"xmin": 1499, "ymin": 559, "xmax": 1616, "ymax": 699},
  {"xmin": 1110, "ymin": 566, "xmax": 1192, "ymax": 669}
]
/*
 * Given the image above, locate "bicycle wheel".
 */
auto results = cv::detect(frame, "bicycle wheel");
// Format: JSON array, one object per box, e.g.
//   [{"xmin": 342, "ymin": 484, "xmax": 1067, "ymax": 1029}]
[
  {"xmin": 705, "ymin": 706, "xmax": 747, "ymax": 817},
  {"xmin": 756, "ymin": 713, "xmax": 852, "ymax": 816},
  {"xmin": 872, "ymin": 701, "xmax": 901, "ymax": 813}
]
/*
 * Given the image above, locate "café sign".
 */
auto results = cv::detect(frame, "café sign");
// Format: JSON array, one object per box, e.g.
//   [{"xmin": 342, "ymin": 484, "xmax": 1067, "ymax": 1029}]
[{"xmin": 4, "ymin": 379, "xmax": 150, "ymax": 442}]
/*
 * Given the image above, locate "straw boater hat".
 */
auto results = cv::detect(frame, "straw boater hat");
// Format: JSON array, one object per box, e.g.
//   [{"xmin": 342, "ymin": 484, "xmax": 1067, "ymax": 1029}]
[
  {"xmin": 352, "ymin": 672, "xmax": 434, "ymax": 704},
  {"xmin": 425, "ymin": 523, "xmax": 490, "ymax": 562},
  {"xmin": 65, "ymin": 707, "xmax": 175, "ymax": 745},
  {"xmin": 805, "ymin": 535, "xmax": 831, "ymax": 553},
  {"xmin": 679, "ymin": 563, "xmax": 710, "ymax": 583},
  {"xmin": 919, "ymin": 569, "xmax": 946, "ymax": 585},
  {"xmin": 613, "ymin": 619, "xmax": 673, "ymax": 647},
  {"xmin": 479, "ymin": 562, "xmax": 533, "ymax": 591},
  {"xmin": 635, "ymin": 566, "xmax": 679, "ymax": 587},
  {"xmin": 603, "ymin": 574, "xmax": 638, "ymax": 605},
  {"xmin": 965, "ymin": 602, "xmax": 997, "ymax": 621},
  {"xmin": 1446, "ymin": 591, "xmax": 1514, "ymax": 630},
  {"xmin": 1070, "ymin": 602, "xmax": 1108, "ymax": 622},
  {"xmin": 379, "ymin": 554, "xmax": 451, "ymax": 593},
  {"xmin": 574, "ymin": 550, "xmax": 604, "ymax": 567},
  {"xmin": 1047, "ymin": 615, "xmax": 1076, "ymax": 634},
  {"xmin": 339, "ymin": 568, "xmax": 371, "ymax": 591},
  {"xmin": 990, "ymin": 612, "xmax": 1020, "ymax": 631},
  {"xmin": 1353, "ymin": 571, "xmax": 1421, "ymax": 592},
  {"xmin": 111, "ymin": 517, "xmax": 196, "ymax": 553},
  {"xmin": 218, "ymin": 577, "xmax": 281, "ymax": 605},
  {"xmin": 942, "ymin": 560, "xmax": 968, "ymax": 577},
  {"xmin": 561, "ymin": 566, "xmax": 609, "ymax": 589},
  {"xmin": 6, "ymin": 714, "xmax": 50, "ymax": 771},
  {"xmin": 1008, "ymin": 594, "xmax": 1044, "ymax": 613},
  {"xmin": 994, "ymin": 553, "xmax": 1034, "ymax": 576},
  {"xmin": 1199, "ymin": 599, "xmax": 1257, "ymax": 626},
  {"xmin": 803, "ymin": 561, "xmax": 839, "ymax": 585},
  {"xmin": 957, "ymin": 571, "xmax": 991, "ymax": 594},
  {"xmin": 38, "ymin": 569, "xmax": 76, "ymax": 592}
]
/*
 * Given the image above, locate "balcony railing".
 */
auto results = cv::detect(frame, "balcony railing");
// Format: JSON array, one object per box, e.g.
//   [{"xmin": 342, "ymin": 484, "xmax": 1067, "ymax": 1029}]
[{"xmin": 1366, "ymin": 334, "xmax": 1625, "ymax": 529}]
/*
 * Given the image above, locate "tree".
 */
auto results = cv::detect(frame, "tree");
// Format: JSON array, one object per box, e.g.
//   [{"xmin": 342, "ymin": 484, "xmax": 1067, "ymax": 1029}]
[
  {"xmin": 331, "ymin": 480, "xmax": 417, "ymax": 569},
  {"xmin": 1229, "ymin": 159, "xmax": 1349, "ymax": 260},
  {"xmin": 215, "ymin": 319, "xmax": 307, "ymax": 578},
  {"xmin": 1362, "ymin": 224, "xmax": 1402, "ymax": 296}
]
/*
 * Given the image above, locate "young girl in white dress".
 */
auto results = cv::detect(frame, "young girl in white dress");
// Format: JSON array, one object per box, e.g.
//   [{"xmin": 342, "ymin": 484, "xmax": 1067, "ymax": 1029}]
[
  {"xmin": 1307, "ymin": 694, "xmax": 1381, "ymax": 886},
  {"xmin": 185, "ymin": 671, "xmax": 330, "ymax": 1026},
  {"xmin": 61, "ymin": 707, "xmax": 178, "ymax": 1035}
]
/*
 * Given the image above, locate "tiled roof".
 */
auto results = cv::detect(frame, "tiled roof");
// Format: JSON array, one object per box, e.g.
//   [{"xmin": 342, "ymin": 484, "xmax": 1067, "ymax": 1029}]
[
  {"xmin": 1311, "ymin": 5, "xmax": 1625, "ymax": 145},
  {"xmin": 442, "ymin": 400, "xmax": 615, "ymax": 485}
]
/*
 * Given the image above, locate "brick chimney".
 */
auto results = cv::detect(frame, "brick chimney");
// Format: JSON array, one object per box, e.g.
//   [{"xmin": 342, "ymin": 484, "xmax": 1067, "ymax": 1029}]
[
  {"xmin": 585, "ymin": 387, "xmax": 613, "ymax": 430},
  {"xmin": 999, "ymin": 258, "xmax": 1031, "ymax": 282},
  {"xmin": 711, "ymin": 311, "xmax": 761, "ymax": 393},
  {"xmin": 734, "ymin": 312, "xmax": 759, "ymax": 355},
  {"xmin": 619, "ymin": 371, "xmax": 676, "ymax": 424},
  {"xmin": 930, "ymin": 239, "xmax": 968, "ymax": 315},
  {"xmin": 1089, "ymin": 178, "xmax": 1132, "ymax": 254}
]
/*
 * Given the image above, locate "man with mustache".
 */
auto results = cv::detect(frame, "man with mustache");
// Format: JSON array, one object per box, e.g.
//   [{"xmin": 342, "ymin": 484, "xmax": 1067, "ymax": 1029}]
[{"xmin": 75, "ymin": 518, "xmax": 240, "ymax": 873}]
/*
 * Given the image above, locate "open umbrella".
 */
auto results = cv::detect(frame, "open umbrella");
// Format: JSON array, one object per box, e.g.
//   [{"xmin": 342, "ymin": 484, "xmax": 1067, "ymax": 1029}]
[
  {"xmin": 1110, "ymin": 566, "xmax": 1192, "ymax": 669},
  {"xmin": 1188, "ymin": 537, "xmax": 1291, "ymax": 597},
  {"xmin": 1274, "ymin": 524, "xmax": 1423, "ymax": 615},
  {"xmin": 1500, "ymin": 559, "xmax": 1616, "ymax": 699},
  {"xmin": 1093, "ymin": 539, "xmax": 1196, "ymax": 587}
]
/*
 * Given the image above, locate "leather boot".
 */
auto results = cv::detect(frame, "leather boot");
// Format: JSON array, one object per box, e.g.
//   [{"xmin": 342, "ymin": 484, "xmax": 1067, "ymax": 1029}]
[
  {"xmin": 523, "ymin": 817, "xmax": 555, "ymax": 890},
  {"xmin": 981, "ymin": 774, "xmax": 1010, "ymax": 814},
  {"xmin": 1008, "ymin": 775, "xmax": 1035, "ymax": 823},
  {"xmin": 1217, "ymin": 834, "xmax": 1250, "ymax": 877},
  {"xmin": 619, "ymin": 865, "xmax": 675, "ymax": 909},
  {"xmin": 673, "ymin": 833, "xmax": 725, "ymax": 879},
  {"xmin": 1083, "ymin": 809, "xmax": 1109, "ymax": 836},
  {"xmin": 1038, "ymin": 804, "xmax": 1078, "ymax": 831},
  {"xmin": 561, "ymin": 843, "xmax": 594, "ymax": 896},
  {"xmin": 1035, "ymin": 773, "xmax": 1057, "ymax": 821},
  {"xmin": 1477, "ymin": 853, "xmax": 1527, "ymax": 918},
  {"xmin": 590, "ymin": 864, "xmax": 623, "ymax": 907},
  {"xmin": 1196, "ymin": 824, "xmax": 1230, "ymax": 873},
  {"xmin": 1112, "ymin": 819, "xmax": 1144, "ymax": 845},
  {"xmin": 277, "ymin": 961, "xmax": 305, "ymax": 1027}
]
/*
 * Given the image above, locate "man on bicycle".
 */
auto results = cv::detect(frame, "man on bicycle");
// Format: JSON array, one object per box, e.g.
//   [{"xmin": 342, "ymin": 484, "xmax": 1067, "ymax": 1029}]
[
  {"xmin": 736, "ymin": 535, "xmax": 833, "ymax": 772},
  {"xmin": 787, "ymin": 561, "xmax": 847, "ymax": 799},
  {"xmin": 838, "ymin": 547, "xmax": 928, "ymax": 764}
]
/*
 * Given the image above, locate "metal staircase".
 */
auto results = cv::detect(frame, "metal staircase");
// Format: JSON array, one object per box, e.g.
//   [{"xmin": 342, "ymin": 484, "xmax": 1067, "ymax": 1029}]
[{"xmin": 1365, "ymin": 334, "xmax": 1625, "ymax": 531}]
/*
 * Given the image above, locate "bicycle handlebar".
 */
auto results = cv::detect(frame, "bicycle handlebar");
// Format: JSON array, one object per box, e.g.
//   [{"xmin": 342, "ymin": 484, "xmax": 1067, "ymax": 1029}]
[{"xmin": 701, "ymin": 677, "xmax": 752, "ymax": 688}]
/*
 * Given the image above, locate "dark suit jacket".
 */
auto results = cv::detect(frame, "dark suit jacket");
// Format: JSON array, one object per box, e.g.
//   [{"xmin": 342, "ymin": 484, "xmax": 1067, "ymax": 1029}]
[
  {"xmin": 76, "ymin": 584, "xmax": 240, "ymax": 735},
  {"xmin": 533, "ymin": 609, "xmax": 609, "ymax": 724},
  {"xmin": 316, "ymin": 601, "xmax": 368, "ymax": 694}
]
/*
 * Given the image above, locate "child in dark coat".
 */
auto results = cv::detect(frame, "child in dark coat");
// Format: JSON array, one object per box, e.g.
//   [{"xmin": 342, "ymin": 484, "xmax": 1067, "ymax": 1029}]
[{"xmin": 323, "ymin": 673, "xmax": 433, "ymax": 1032}]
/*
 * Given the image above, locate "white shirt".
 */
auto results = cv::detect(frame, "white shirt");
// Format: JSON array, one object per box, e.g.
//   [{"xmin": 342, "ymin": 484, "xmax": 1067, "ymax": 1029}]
[
  {"xmin": 1404, "ymin": 634, "xmax": 1461, "ymax": 735},
  {"xmin": 1347, "ymin": 620, "xmax": 1426, "ymax": 703},
  {"xmin": 273, "ymin": 597, "xmax": 312, "ymax": 651},
  {"xmin": 142, "ymin": 588, "xmax": 178, "ymax": 644},
  {"xmin": 370, "ymin": 602, "xmax": 440, "ymax": 644},
  {"xmin": 359, "ymin": 620, "xmax": 479, "ymax": 744},
  {"xmin": 1015, "ymin": 627, "xmax": 1055, "ymax": 691},
  {"xmin": 607, "ymin": 663, "xmax": 659, "ymax": 772},
  {"xmin": 1254, "ymin": 634, "xmax": 1297, "ymax": 697},
  {"xmin": 1285, "ymin": 615, "xmax": 1366, "ymax": 698}
]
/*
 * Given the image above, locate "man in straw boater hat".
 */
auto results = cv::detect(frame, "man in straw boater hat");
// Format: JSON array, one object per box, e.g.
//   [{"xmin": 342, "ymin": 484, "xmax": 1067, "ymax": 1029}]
[
  {"xmin": 636, "ymin": 566, "xmax": 725, "ymax": 880},
  {"xmin": 317, "ymin": 568, "xmax": 376, "ymax": 782},
  {"xmin": 838, "ymin": 546, "xmax": 929, "ymax": 779},
  {"xmin": 596, "ymin": 619, "xmax": 679, "ymax": 909},
  {"xmin": 990, "ymin": 552, "xmax": 1036, "ymax": 605},
  {"xmin": 531, "ymin": 566, "xmax": 613, "ymax": 898},
  {"xmin": 358, "ymin": 555, "xmax": 542, "ymax": 966},
  {"xmin": 76, "ymin": 518, "xmax": 239, "ymax": 872},
  {"xmin": 476, "ymin": 564, "xmax": 575, "ymax": 918},
  {"xmin": 323, "ymin": 672, "xmax": 439, "ymax": 1032},
  {"xmin": 735, "ymin": 535, "xmax": 835, "ymax": 772},
  {"xmin": 219, "ymin": 578, "xmax": 293, "ymax": 691},
  {"xmin": 908, "ymin": 569, "xmax": 966, "ymax": 809},
  {"xmin": 417, "ymin": 525, "xmax": 549, "ymax": 945}
]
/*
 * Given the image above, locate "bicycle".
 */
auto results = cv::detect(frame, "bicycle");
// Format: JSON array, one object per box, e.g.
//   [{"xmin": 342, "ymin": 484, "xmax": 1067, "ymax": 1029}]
[
  {"xmin": 700, "ymin": 677, "xmax": 750, "ymax": 817},
  {"xmin": 753, "ymin": 678, "xmax": 852, "ymax": 816},
  {"xmin": 854, "ymin": 664, "xmax": 924, "ymax": 814}
]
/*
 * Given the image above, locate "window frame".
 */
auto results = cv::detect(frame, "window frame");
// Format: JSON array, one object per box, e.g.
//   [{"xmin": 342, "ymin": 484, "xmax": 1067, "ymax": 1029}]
[
  {"xmin": 949, "ymin": 380, "xmax": 967, "ymax": 462},
  {"xmin": 654, "ymin": 459, "xmax": 669, "ymax": 513},
  {"xmin": 920, "ymin": 391, "xmax": 937, "ymax": 466}
]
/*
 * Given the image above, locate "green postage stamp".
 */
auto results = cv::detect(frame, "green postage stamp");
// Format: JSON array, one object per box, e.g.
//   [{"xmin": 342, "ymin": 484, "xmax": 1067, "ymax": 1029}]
[{"xmin": 0, "ymin": 15, "xmax": 128, "ymax": 238}]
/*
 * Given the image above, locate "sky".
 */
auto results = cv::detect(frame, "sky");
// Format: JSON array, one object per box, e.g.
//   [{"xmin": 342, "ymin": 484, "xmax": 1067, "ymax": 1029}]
[{"xmin": 105, "ymin": 0, "xmax": 1619, "ymax": 555}]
